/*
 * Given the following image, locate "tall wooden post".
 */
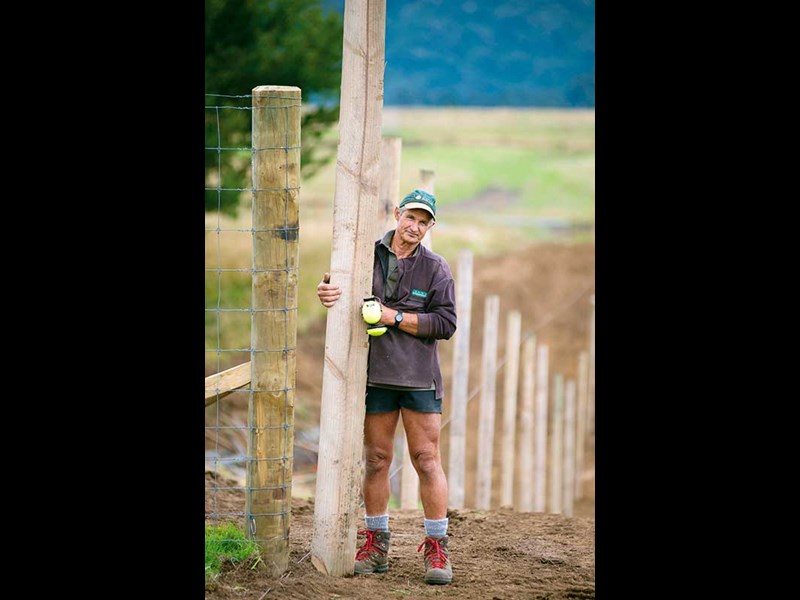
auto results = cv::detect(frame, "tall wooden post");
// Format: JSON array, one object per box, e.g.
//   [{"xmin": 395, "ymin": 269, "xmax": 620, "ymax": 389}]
[
  {"xmin": 548, "ymin": 373, "xmax": 564, "ymax": 514},
  {"xmin": 247, "ymin": 85, "xmax": 301, "ymax": 576},
  {"xmin": 447, "ymin": 250, "xmax": 473, "ymax": 508},
  {"xmin": 377, "ymin": 136, "xmax": 402, "ymax": 239},
  {"xmin": 587, "ymin": 295, "xmax": 595, "ymax": 445},
  {"xmin": 311, "ymin": 0, "xmax": 387, "ymax": 577},
  {"xmin": 575, "ymin": 351, "xmax": 589, "ymax": 499},
  {"xmin": 418, "ymin": 169, "xmax": 434, "ymax": 250},
  {"xmin": 562, "ymin": 379, "xmax": 576, "ymax": 517},
  {"xmin": 475, "ymin": 294, "xmax": 500, "ymax": 509},
  {"xmin": 533, "ymin": 344, "xmax": 549, "ymax": 512},
  {"xmin": 420, "ymin": 168, "xmax": 435, "ymax": 190},
  {"xmin": 500, "ymin": 310, "xmax": 522, "ymax": 507},
  {"xmin": 516, "ymin": 335, "xmax": 536, "ymax": 511}
]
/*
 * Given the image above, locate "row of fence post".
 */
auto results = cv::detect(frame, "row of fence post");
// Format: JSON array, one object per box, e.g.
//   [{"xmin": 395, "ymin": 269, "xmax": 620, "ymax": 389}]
[{"xmin": 391, "ymin": 283, "xmax": 595, "ymax": 516}]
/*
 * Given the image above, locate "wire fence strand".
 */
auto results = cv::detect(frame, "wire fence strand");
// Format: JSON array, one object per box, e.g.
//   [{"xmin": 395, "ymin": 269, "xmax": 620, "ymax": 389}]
[{"xmin": 205, "ymin": 92, "xmax": 298, "ymax": 544}]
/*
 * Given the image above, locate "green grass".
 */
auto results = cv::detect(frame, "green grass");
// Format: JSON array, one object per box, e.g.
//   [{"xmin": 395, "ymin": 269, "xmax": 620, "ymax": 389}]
[
  {"xmin": 205, "ymin": 522, "xmax": 262, "ymax": 580},
  {"xmin": 396, "ymin": 144, "xmax": 594, "ymax": 218}
]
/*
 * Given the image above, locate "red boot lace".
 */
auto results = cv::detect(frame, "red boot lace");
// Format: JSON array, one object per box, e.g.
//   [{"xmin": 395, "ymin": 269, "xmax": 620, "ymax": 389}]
[
  {"xmin": 417, "ymin": 537, "xmax": 447, "ymax": 569},
  {"xmin": 356, "ymin": 529, "xmax": 386, "ymax": 561}
]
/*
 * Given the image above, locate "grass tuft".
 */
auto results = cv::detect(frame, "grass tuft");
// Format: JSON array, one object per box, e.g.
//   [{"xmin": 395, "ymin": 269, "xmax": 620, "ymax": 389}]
[{"xmin": 205, "ymin": 522, "xmax": 262, "ymax": 580}]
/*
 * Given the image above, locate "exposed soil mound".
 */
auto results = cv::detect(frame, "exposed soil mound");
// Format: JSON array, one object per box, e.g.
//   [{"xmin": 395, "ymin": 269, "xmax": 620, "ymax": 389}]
[{"xmin": 205, "ymin": 472, "xmax": 595, "ymax": 599}]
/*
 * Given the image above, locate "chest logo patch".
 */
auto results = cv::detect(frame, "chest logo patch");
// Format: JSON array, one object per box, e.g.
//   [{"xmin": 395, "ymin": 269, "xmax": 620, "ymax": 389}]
[{"xmin": 411, "ymin": 289, "xmax": 428, "ymax": 299}]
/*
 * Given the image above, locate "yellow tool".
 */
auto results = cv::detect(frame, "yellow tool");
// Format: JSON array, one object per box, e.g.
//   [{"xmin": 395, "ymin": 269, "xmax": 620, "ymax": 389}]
[{"xmin": 362, "ymin": 297, "xmax": 387, "ymax": 336}]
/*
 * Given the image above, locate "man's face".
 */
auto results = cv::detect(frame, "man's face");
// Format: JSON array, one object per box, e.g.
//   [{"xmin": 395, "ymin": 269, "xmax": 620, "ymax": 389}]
[{"xmin": 395, "ymin": 208, "xmax": 435, "ymax": 244}]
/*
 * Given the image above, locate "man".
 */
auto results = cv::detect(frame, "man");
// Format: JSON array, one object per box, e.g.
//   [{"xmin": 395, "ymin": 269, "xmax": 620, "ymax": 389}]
[{"xmin": 316, "ymin": 189, "xmax": 457, "ymax": 585}]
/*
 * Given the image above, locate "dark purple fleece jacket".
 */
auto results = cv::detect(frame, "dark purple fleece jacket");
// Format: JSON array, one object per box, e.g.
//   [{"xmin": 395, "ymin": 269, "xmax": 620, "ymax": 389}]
[{"xmin": 367, "ymin": 237, "xmax": 457, "ymax": 399}]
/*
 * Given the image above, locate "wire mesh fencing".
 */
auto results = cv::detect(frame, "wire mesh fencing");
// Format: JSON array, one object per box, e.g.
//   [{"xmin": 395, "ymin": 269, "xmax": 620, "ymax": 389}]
[
  {"xmin": 205, "ymin": 94, "xmax": 254, "ymax": 530},
  {"xmin": 205, "ymin": 90, "xmax": 301, "ymax": 573}
]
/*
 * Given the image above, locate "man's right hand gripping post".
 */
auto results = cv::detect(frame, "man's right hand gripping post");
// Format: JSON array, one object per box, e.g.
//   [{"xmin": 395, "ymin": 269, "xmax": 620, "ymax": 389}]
[{"xmin": 316, "ymin": 272, "xmax": 342, "ymax": 308}]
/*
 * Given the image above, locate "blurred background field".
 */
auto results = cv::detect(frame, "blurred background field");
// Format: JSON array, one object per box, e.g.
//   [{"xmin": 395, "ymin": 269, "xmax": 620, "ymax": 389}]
[{"xmin": 205, "ymin": 105, "xmax": 594, "ymax": 368}]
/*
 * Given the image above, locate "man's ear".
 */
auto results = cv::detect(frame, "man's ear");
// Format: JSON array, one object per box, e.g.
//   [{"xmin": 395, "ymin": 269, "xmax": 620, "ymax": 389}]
[{"xmin": 394, "ymin": 207, "xmax": 400, "ymax": 221}]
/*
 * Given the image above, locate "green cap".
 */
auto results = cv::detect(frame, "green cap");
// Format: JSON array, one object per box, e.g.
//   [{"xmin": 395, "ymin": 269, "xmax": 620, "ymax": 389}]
[{"xmin": 399, "ymin": 189, "xmax": 436, "ymax": 218}]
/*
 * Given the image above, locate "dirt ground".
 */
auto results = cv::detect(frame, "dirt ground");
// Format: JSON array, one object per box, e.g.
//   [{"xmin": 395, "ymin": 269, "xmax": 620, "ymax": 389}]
[
  {"xmin": 206, "ymin": 241, "xmax": 595, "ymax": 599},
  {"xmin": 205, "ymin": 472, "xmax": 594, "ymax": 600}
]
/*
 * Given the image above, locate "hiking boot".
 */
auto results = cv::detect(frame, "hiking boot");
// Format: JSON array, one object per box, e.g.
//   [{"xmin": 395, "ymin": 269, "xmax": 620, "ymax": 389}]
[
  {"xmin": 354, "ymin": 529, "xmax": 391, "ymax": 574},
  {"xmin": 417, "ymin": 535, "xmax": 452, "ymax": 585}
]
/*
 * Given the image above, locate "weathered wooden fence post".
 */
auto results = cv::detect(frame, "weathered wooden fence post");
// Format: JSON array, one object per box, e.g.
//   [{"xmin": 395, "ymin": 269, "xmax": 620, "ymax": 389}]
[
  {"xmin": 447, "ymin": 249, "xmax": 473, "ymax": 509},
  {"xmin": 476, "ymin": 294, "xmax": 500, "ymax": 509},
  {"xmin": 562, "ymin": 379, "xmax": 576, "ymax": 517},
  {"xmin": 418, "ymin": 168, "xmax": 434, "ymax": 250},
  {"xmin": 533, "ymin": 343, "xmax": 549, "ymax": 512},
  {"xmin": 311, "ymin": 0, "xmax": 386, "ymax": 577},
  {"xmin": 500, "ymin": 310, "xmax": 522, "ymax": 507},
  {"xmin": 575, "ymin": 351, "xmax": 589, "ymax": 499},
  {"xmin": 517, "ymin": 334, "xmax": 536, "ymax": 511},
  {"xmin": 247, "ymin": 85, "xmax": 301, "ymax": 576},
  {"xmin": 378, "ymin": 136, "xmax": 402, "ymax": 238},
  {"xmin": 420, "ymin": 168, "xmax": 435, "ymax": 193},
  {"xmin": 587, "ymin": 295, "xmax": 595, "ymax": 446},
  {"xmin": 548, "ymin": 373, "xmax": 564, "ymax": 513}
]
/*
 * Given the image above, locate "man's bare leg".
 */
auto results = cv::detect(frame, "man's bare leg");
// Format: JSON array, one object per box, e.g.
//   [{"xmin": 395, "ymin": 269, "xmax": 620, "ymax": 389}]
[
  {"xmin": 401, "ymin": 408, "xmax": 448, "ymax": 518},
  {"xmin": 363, "ymin": 410, "xmax": 401, "ymax": 515},
  {"xmin": 402, "ymin": 408, "xmax": 452, "ymax": 584}
]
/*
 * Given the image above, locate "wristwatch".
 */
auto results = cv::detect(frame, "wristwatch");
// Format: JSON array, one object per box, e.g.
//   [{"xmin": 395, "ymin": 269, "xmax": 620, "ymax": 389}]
[{"xmin": 393, "ymin": 310, "xmax": 404, "ymax": 327}]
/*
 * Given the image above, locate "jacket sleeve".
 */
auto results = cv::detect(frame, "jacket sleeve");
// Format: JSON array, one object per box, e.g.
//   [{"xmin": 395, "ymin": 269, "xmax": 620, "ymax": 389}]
[{"xmin": 416, "ymin": 262, "xmax": 457, "ymax": 340}]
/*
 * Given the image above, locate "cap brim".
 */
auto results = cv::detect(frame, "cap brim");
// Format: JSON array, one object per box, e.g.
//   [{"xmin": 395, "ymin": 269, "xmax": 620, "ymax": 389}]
[{"xmin": 400, "ymin": 202, "xmax": 435, "ymax": 218}]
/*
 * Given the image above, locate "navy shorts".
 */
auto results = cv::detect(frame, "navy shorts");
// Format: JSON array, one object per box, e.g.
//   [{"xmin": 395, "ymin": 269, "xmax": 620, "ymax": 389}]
[{"xmin": 365, "ymin": 386, "xmax": 442, "ymax": 414}]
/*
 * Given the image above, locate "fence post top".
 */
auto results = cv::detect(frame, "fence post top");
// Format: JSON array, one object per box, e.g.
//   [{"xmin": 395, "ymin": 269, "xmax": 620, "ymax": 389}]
[{"xmin": 252, "ymin": 85, "xmax": 302, "ymax": 94}]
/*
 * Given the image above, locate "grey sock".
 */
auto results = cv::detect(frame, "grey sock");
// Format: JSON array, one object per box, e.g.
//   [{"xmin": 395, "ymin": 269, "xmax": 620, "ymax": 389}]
[
  {"xmin": 365, "ymin": 514, "xmax": 390, "ymax": 531},
  {"xmin": 424, "ymin": 517, "xmax": 448, "ymax": 537}
]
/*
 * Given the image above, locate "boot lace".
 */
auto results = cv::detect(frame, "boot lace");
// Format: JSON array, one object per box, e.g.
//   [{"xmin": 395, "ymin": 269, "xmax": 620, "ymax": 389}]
[
  {"xmin": 356, "ymin": 529, "xmax": 386, "ymax": 561},
  {"xmin": 417, "ymin": 537, "xmax": 448, "ymax": 569}
]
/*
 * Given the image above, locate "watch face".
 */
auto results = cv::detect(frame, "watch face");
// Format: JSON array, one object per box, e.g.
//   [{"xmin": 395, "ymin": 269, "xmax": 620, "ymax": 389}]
[{"xmin": 395, "ymin": 311, "xmax": 403, "ymax": 324}]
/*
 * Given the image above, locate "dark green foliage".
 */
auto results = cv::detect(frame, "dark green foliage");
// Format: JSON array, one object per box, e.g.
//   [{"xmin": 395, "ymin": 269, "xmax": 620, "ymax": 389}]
[{"xmin": 205, "ymin": 0, "xmax": 343, "ymax": 215}]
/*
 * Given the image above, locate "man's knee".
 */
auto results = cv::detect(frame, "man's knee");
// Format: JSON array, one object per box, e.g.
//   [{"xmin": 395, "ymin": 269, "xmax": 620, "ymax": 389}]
[
  {"xmin": 365, "ymin": 449, "xmax": 393, "ymax": 475},
  {"xmin": 412, "ymin": 447, "xmax": 441, "ymax": 476}
]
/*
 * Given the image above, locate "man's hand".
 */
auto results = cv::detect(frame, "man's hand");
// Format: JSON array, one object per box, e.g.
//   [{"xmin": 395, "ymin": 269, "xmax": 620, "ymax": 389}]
[{"xmin": 317, "ymin": 272, "xmax": 341, "ymax": 308}]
